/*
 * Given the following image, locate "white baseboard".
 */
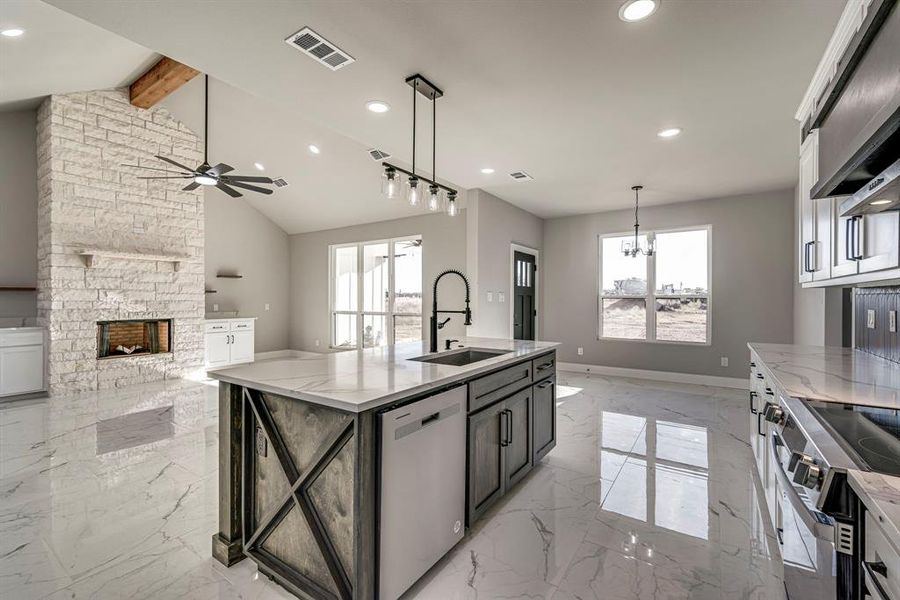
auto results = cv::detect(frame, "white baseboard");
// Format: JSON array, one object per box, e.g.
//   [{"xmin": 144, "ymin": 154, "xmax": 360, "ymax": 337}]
[
  {"xmin": 557, "ymin": 362, "xmax": 748, "ymax": 390},
  {"xmin": 254, "ymin": 349, "xmax": 306, "ymax": 361}
]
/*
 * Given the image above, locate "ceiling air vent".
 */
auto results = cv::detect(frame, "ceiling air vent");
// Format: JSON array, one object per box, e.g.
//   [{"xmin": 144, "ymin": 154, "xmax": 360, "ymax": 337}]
[
  {"xmin": 509, "ymin": 171, "xmax": 533, "ymax": 181},
  {"xmin": 284, "ymin": 27, "xmax": 355, "ymax": 71},
  {"xmin": 273, "ymin": 178, "xmax": 289, "ymax": 188},
  {"xmin": 368, "ymin": 148, "xmax": 391, "ymax": 161}
]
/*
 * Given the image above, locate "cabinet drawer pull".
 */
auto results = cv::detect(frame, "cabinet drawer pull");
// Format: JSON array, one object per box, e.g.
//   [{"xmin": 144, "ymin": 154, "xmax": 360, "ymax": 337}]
[
  {"xmin": 505, "ymin": 409, "xmax": 513, "ymax": 444},
  {"xmin": 537, "ymin": 380, "xmax": 553, "ymax": 389},
  {"xmin": 537, "ymin": 362, "xmax": 553, "ymax": 370}
]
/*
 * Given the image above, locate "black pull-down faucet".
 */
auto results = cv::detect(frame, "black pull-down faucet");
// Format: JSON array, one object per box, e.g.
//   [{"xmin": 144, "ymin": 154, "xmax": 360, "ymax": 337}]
[{"xmin": 430, "ymin": 269, "xmax": 472, "ymax": 353}]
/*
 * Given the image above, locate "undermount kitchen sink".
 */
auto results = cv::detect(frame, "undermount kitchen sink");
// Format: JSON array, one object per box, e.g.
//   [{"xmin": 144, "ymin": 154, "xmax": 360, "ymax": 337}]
[{"xmin": 409, "ymin": 348, "xmax": 512, "ymax": 367}]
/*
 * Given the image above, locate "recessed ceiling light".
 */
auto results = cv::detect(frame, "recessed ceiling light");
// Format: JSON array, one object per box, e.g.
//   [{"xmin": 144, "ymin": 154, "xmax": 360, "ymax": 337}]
[
  {"xmin": 657, "ymin": 127, "xmax": 682, "ymax": 138},
  {"xmin": 480, "ymin": 167, "xmax": 495, "ymax": 174},
  {"xmin": 308, "ymin": 144, "xmax": 320, "ymax": 154},
  {"xmin": 366, "ymin": 100, "xmax": 390, "ymax": 113},
  {"xmin": 1, "ymin": 28, "xmax": 24, "ymax": 37},
  {"xmin": 619, "ymin": 0, "xmax": 658, "ymax": 22},
  {"xmin": 870, "ymin": 199, "xmax": 892, "ymax": 206},
  {"xmin": 254, "ymin": 162, "xmax": 265, "ymax": 171}
]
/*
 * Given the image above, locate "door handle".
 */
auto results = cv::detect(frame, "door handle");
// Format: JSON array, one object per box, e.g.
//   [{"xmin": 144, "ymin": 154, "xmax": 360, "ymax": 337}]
[
  {"xmin": 853, "ymin": 216, "xmax": 864, "ymax": 261},
  {"xmin": 505, "ymin": 409, "xmax": 513, "ymax": 445},
  {"xmin": 537, "ymin": 362, "xmax": 553, "ymax": 370},
  {"xmin": 537, "ymin": 380, "xmax": 553, "ymax": 389},
  {"xmin": 757, "ymin": 412, "xmax": 766, "ymax": 436},
  {"xmin": 803, "ymin": 241, "xmax": 816, "ymax": 273},
  {"xmin": 845, "ymin": 218, "xmax": 855, "ymax": 262},
  {"xmin": 749, "ymin": 391, "xmax": 758, "ymax": 414},
  {"xmin": 499, "ymin": 410, "xmax": 509, "ymax": 447}
]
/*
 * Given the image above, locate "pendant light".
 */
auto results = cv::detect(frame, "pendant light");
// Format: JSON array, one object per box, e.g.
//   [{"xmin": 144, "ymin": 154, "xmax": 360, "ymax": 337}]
[
  {"xmin": 382, "ymin": 74, "xmax": 458, "ymax": 216},
  {"xmin": 622, "ymin": 185, "xmax": 655, "ymax": 257}
]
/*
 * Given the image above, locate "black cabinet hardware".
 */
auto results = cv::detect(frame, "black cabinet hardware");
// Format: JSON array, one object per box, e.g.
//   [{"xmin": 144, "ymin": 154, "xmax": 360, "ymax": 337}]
[
  {"xmin": 749, "ymin": 391, "xmax": 758, "ymax": 414},
  {"xmin": 499, "ymin": 410, "xmax": 509, "ymax": 447},
  {"xmin": 757, "ymin": 412, "xmax": 766, "ymax": 436}
]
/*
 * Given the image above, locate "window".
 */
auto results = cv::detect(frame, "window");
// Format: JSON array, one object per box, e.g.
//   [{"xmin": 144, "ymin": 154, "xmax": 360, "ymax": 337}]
[
  {"xmin": 599, "ymin": 226, "xmax": 710, "ymax": 344},
  {"xmin": 330, "ymin": 236, "xmax": 422, "ymax": 348}
]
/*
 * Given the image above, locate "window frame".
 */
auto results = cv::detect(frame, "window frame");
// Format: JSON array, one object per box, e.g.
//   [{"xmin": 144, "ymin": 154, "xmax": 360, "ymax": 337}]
[
  {"xmin": 598, "ymin": 224, "xmax": 711, "ymax": 346},
  {"xmin": 329, "ymin": 235, "xmax": 423, "ymax": 349}
]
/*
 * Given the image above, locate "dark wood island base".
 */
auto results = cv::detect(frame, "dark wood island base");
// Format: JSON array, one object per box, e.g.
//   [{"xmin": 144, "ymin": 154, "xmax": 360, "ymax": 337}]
[{"xmin": 210, "ymin": 343, "xmax": 557, "ymax": 600}]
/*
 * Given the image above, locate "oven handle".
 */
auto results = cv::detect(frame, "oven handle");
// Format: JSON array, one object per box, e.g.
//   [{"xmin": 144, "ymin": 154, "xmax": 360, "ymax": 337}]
[
  {"xmin": 769, "ymin": 433, "xmax": 834, "ymax": 541},
  {"xmin": 863, "ymin": 560, "xmax": 891, "ymax": 600}
]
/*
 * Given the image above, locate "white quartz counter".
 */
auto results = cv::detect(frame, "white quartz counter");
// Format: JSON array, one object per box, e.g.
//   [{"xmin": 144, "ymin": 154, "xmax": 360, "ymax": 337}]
[
  {"xmin": 208, "ymin": 337, "xmax": 559, "ymax": 413},
  {"xmin": 848, "ymin": 470, "xmax": 900, "ymax": 554},
  {"xmin": 748, "ymin": 343, "xmax": 900, "ymax": 410}
]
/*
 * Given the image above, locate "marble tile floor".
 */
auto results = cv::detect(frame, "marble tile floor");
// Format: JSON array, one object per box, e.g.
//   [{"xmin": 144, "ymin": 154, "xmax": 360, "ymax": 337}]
[{"xmin": 0, "ymin": 373, "xmax": 785, "ymax": 599}]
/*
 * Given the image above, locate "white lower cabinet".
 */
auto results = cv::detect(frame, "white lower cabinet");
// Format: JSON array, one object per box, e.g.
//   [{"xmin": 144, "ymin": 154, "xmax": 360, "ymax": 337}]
[
  {"xmin": 0, "ymin": 329, "xmax": 45, "ymax": 397},
  {"xmin": 204, "ymin": 319, "xmax": 256, "ymax": 368}
]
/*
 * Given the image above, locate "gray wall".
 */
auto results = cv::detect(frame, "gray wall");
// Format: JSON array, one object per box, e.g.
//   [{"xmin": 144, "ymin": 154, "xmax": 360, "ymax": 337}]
[
  {"xmin": 467, "ymin": 190, "xmax": 543, "ymax": 339},
  {"xmin": 542, "ymin": 189, "xmax": 795, "ymax": 379},
  {"xmin": 0, "ymin": 110, "xmax": 38, "ymax": 320},
  {"xmin": 205, "ymin": 192, "xmax": 291, "ymax": 352},
  {"xmin": 289, "ymin": 212, "xmax": 467, "ymax": 352}
]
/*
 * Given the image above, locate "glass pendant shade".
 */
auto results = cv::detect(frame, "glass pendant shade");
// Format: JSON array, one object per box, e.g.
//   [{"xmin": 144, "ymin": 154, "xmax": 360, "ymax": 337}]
[
  {"xmin": 407, "ymin": 176, "xmax": 420, "ymax": 206},
  {"xmin": 446, "ymin": 193, "xmax": 458, "ymax": 217},
  {"xmin": 427, "ymin": 185, "xmax": 442, "ymax": 212},
  {"xmin": 381, "ymin": 168, "xmax": 398, "ymax": 199}
]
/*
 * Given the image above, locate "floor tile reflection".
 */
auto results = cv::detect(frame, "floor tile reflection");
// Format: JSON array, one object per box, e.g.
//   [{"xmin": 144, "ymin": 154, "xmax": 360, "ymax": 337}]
[{"xmin": 1, "ymin": 373, "xmax": 784, "ymax": 599}]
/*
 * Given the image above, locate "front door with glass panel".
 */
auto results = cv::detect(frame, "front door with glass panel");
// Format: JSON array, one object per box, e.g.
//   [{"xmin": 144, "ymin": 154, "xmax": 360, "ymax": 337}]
[{"xmin": 514, "ymin": 251, "xmax": 536, "ymax": 340}]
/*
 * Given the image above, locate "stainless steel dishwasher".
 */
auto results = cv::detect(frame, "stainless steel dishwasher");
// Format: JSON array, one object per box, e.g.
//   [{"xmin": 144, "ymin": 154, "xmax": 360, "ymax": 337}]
[{"xmin": 379, "ymin": 385, "xmax": 466, "ymax": 600}]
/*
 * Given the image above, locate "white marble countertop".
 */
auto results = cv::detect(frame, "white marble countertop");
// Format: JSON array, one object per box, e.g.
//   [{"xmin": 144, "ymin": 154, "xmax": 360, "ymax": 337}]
[
  {"xmin": 208, "ymin": 337, "xmax": 559, "ymax": 413},
  {"xmin": 848, "ymin": 470, "xmax": 900, "ymax": 554},
  {"xmin": 748, "ymin": 343, "xmax": 900, "ymax": 409}
]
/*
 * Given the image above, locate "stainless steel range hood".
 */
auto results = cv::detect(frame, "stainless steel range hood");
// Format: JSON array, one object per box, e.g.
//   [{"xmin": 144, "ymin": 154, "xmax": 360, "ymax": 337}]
[{"xmin": 840, "ymin": 159, "xmax": 900, "ymax": 216}]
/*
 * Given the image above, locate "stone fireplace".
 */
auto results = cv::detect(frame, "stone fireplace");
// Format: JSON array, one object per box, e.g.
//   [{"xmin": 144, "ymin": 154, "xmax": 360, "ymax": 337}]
[
  {"xmin": 97, "ymin": 319, "xmax": 173, "ymax": 359},
  {"xmin": 36, "ymin": 88, "xmax": 205, "ymax": 393}
]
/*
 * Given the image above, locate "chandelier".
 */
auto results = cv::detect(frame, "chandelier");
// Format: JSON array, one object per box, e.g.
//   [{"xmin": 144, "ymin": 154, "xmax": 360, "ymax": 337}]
[
  {"xmin": 381, "ymin": 74, "xmax": 459, "ymax": 217},
  {"xmin": 622, "ymin": 185, "xmax": 655, "ymax": 257}
]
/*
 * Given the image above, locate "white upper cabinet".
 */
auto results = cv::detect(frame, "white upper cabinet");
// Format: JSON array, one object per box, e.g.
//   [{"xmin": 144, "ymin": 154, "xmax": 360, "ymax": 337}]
[
  {"xmin": 798, "ymin": 131, "xmax": 819, "ymax": 283},
  {"xmin": 857, "ymin": 211, "xmax": 900, "ymax": 274}
]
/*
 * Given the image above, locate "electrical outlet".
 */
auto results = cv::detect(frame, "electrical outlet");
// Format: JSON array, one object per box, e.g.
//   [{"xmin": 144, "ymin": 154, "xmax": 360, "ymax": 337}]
[
  {"xmin": 867, "ymin": 309, "xmax": 876, "ymax": 329},
  {"xmin": 720, "ymin": 357, "xmax": 729, "ymax": 367},
  {"xmin": 265, "ymin": 303, "xmax": 270, "ymax": 311},
  {"xmin": 486, "ymin": 291, "xmax": 493, "ymax": 302},
  {"xmin": 212, "ymin": 303, "xmax": 219, "ymax": 312},
  {"xmin": 132, "ymin": 221, "xmax": 146, "ymax": 234},
  {"xmin": 577, "ymin": 347, "xmax": 584, "ymax": 356},
  {"xmin": 498, "ymin": 292, "xmax": 505, "ymax": 303},
  {"xmin": 890, "ymin": 310, "xmax": 897, "ymax": 333}
]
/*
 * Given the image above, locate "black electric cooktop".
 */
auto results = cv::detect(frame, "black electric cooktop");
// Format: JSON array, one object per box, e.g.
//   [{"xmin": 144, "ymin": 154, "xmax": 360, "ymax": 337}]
[{"xmin": 805, "ymin": 400, "xmax": 900, "ymax": 477}]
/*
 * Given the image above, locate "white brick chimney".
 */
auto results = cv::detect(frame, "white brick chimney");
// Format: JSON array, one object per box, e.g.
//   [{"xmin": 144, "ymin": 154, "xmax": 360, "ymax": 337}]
[{"xmin": 36, "ymin": 89, "xmax": 205, "ymax": 393}]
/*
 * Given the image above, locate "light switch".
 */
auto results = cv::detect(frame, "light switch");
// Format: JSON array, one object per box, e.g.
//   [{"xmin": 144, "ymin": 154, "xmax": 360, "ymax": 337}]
[
  {"xmin": 486, "ymin": 291, "xmax": 493, "ymax": 302},
  {"xmin": 498, "ymin": 292, "xmax": 505, "ymax": 303},
  {"xmin": 890, "ymin": 310, "xmax": 897, "ymax": 333},
  {"xmin": 213, "ymin": 303, "xmax": 219, "ymax": 312},
  {"xmin": 720, "ymin": 357, "xmax": 729, "ymax": 367},
  {"xmin": 867, "ymin": 309, "xmax": 876, "ymax": 329},
  {"xmin": 577, "ymin": 347, "xmax": 584, "ymax": 356}
]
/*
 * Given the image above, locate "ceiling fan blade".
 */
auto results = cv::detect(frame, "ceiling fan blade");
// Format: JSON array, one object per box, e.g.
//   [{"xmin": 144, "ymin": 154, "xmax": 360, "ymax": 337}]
[
  {"xmin": 225, "ymin": 180, "xmax": 274, "ymax": 195},
  {"xmin": 121, "ymin": 164, "xmax": 188, "ymax": 174},
  {"xmin": 210, "ymin": 163, "xmax": 234, "ymax": 175},
  {"xmin": 220, "ymin": 175, "xmax": 274, "ymax": 183},
  {"xmin": 216, "ymin": 182, "xmax": 243, "ymax": 198},
  {"xmin": 182, "ymin": 181, "xmax": 201, "ymax": 191},
  {"xmin": 137, "ymin": 175, "xmax": 194, "ymax": 179},
  {"xmin": 155, "ymin": 155, "xmax": 198, "ymax": 173}
]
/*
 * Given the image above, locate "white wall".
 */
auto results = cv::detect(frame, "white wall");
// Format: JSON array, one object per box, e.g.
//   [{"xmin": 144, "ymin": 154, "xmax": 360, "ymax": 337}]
[
  {"xmin": 466, "ymin": 190, "xmax": 543, "ymax": 339},
  {"xmin": 0, "ymin": 110, "xmax": 38, "ymax": 320},
  {"xmin": 288, "ymin": 212, "xmax": 468, "ymax": 352},
  {"xmin": 204, "ymin": 193, "xmax": 290, "ymax": 352},
  {"xmin": 542, "ymin": 189, "xmax": 795, "ymax": 379}
]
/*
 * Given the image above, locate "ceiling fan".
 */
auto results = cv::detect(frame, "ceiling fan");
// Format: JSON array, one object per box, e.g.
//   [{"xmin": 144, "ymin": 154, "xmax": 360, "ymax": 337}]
[{"xmin": 123, "ymin": 75, "xmax": 276, "ymax": 198}]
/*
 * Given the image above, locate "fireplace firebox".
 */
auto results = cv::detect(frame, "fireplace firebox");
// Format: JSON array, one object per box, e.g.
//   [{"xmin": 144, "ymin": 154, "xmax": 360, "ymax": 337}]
[{"xmin": 97, "ymin": 319, "xmax": 172, "ymax": 359}]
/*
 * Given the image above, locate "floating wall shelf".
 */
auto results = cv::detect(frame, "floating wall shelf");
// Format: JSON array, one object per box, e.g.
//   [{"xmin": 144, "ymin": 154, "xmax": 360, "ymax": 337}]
[
  {"xmin": 205, "ymin": 289, "xmax": 218, "ymax": 294},
  {"xmin": 215, "ymin": 273, "xmax": 243, "ymax": 279},
  {"xmin": 76, "ymin": 249, "xmax": 190, "ymax": 271},
  {"xmin": 0, "ymin": 286, "xmax": 37, "ymax": 291}
]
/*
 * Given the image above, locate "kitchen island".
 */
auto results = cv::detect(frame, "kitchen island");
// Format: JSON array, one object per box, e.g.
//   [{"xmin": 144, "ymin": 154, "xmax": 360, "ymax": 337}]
[{"xmin": 208, "ymin": 337, "xmax": 559, "ymax": 600}]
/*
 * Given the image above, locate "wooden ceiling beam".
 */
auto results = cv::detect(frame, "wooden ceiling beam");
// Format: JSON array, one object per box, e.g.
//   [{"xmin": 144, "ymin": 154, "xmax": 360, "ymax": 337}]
[{"xmin": 129, "ymin": 56, "xmax": 200, "ymax": 109}]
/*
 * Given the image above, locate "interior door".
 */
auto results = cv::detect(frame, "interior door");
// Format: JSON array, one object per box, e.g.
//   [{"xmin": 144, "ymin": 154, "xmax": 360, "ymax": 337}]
[
  {"xmin": 503, "ymin": 388, "xmax": 533, "ymax": 489},
  {"xmin": 513, "ymin": 251, "xmax": 536, "ymax": 340},
  {"xmin": 467, "ymin": 401, "xmax": 506, "ymax": 524}
]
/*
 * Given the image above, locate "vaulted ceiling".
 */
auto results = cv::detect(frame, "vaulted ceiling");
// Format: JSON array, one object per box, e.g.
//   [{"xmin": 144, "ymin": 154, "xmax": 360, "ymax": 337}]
[{"xmin": 4, "ymin": 0, "xmax": 845, "ymax": 233}]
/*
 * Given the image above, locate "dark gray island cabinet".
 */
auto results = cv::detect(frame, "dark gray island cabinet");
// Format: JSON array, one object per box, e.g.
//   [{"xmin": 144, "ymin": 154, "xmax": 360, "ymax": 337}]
[{"xmin": 208, "ymin": 339, "xmax": 558, "ymax": 600}]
